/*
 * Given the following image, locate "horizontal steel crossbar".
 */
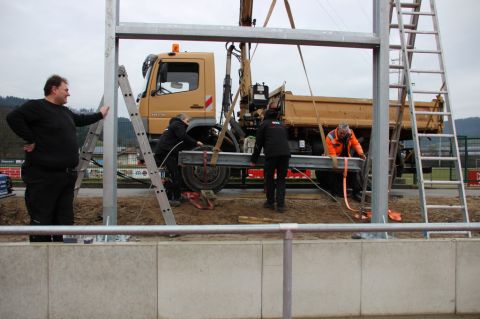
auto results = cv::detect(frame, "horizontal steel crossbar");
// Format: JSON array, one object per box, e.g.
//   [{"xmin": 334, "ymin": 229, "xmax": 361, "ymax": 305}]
[
  {"xmin": 178, "ymin": 151, "xmax": 364, "ymax": 171},
  {"xmin": 116, "ymin": 23, "xmax": 380, "ymax": 48}
]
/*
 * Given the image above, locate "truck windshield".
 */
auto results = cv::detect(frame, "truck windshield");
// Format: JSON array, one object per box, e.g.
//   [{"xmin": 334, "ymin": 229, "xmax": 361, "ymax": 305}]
[{"xmin": 156, "ymin": 62, "xmax": 199, "ymax": 95}]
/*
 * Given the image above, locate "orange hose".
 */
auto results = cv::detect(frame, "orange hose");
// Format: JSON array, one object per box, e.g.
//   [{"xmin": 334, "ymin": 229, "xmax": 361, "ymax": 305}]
[{"xmin": 342, "ymin": 157, "xmax": 359, "ymax": 212}]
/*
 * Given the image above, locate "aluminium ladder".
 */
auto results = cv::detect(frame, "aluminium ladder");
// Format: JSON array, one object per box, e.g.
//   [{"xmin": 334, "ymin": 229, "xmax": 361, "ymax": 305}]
[
  {"xmin": 389, "ymin": 0, "xmax": 469, "ymax": 237},
  {"xmin": 74, "ymin": 66, "xmax": 176, "ymax": 225},
  {"xmin": 360, "ymin": 0, "xmax": 423, "ymax": 210}
]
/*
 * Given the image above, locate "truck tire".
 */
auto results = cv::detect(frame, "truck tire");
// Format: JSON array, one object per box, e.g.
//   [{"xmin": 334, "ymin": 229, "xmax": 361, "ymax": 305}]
[{"xmin": 181, "ymin": 145, "xmax": 231, "ymax": 193}]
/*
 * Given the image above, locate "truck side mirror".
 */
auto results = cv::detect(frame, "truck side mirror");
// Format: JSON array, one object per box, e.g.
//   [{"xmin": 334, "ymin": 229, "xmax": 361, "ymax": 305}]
[{"xmin": 159, "ymin": 63, "xmax": 168, "ymax": 83}]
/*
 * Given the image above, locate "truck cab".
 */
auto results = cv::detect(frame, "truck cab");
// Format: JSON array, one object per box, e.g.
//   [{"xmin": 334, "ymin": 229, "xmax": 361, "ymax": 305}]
[{"xmin": 138, "ymin": 51, "xmax": 217, "ymax": 139}]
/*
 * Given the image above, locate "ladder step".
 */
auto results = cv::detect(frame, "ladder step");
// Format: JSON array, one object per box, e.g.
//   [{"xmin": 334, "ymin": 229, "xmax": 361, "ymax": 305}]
[
  {"xmin": 426, "ymin": 205, "xmax": 465, "ymax": 209},
  {"xmin": 403, "ymin": 30, "xmax": 438, "ymax": 35},
  {"xmin": 407, "ymin": 49, "xmax": 441, "ymax": 54},
  {"xmin": 417, "ymin": 133, "xmax": 454, "ymax": 138},
  {"xmin": 415, "ymin": 111, "xmax": 451, "ymax": 116},
  {"xmin": 396, "ymin": 2, "xmax": 420, "ymax": 8},
  {"xmin": 412, "ymin": 90, "xmax": 447, "ymax": 94},
  {"xmin": 390, "ymin": 44, "xmax": 413, "ymax": 50},
  {"xmin": 389, "ymin": 64, "xmax": 404, "ymax": 70},
  {"xmin": 420, "ymin": 156, "xmax": 457, "ymax": 161},
  {"xmin": 400, "ymin": 11, "xmax": 435, "ymax": 16},
  {"xmin": 390, "ymin": 23, "xmax": 416, "ymax": 29},
  {"xmin": 389, "ymin": 84, "xmax": 406, "ymax": 89},
  {"xmin": 423, "ymin": 180, "xmax": 462, "ymax": 185},
  {"xmin": 410, "ymin": 69, "xmax": 444, "ymax": 74}
]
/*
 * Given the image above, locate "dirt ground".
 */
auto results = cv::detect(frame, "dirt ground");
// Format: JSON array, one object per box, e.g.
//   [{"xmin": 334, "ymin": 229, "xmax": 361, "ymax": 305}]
[{"xmin": 1, "ymin": 189, "xmax": 479, "ymax": 242}]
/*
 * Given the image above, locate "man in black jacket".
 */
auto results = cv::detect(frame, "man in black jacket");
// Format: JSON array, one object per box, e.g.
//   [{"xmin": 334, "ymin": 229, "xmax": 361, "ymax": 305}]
[
  {"xmin": 154, "ymin": 113, "xmax": 203, "ymax": 206},
  {"xmin": 6, "ymin": 75, "xmax": 109, "ymax": 242},
  {"xmin": 250, "ymin": 109, "xmax": 291, "ymax": 212}
]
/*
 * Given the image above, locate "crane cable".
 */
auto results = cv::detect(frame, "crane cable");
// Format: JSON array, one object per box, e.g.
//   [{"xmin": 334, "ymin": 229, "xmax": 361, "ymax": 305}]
[{"xmin": 283, "ymin": 0, "xmax": 328, "ymax": 154}]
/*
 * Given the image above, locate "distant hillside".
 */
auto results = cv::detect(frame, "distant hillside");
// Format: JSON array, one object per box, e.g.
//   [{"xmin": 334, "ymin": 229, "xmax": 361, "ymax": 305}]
[{"xmin": 445, "ymin": 117, "xmax": 480, "ymax": 138}]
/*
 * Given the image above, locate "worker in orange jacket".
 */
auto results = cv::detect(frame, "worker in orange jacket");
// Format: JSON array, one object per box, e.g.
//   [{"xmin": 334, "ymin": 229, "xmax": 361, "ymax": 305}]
[{"xmin": 325, "ymin": 123, "xmax": 366, "ymax": 201}]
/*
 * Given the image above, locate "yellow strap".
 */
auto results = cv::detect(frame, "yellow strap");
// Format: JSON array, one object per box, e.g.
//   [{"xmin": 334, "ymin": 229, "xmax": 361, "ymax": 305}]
[
  {"xmin": 283, "ymin": 0, "xmax": 328, "ymax": 154},
  {"xmin": 210, "ymin": 89, "xmax": 240, "ymax": 166},
  {"xmin": 252, "ymin": 0, "xmax": 277, "ymax": 58}
]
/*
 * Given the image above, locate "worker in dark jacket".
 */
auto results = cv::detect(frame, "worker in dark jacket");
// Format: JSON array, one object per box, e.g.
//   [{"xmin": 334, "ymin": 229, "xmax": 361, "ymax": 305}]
[
  {"xmin": 154, "ymin": 113, "xmax": 203, "ymax": 206},
  {"xmin": 6, "ymin": 75, "xmax": 109, "ymax": 242},
  {"xmin": 326, "ymin": 123, "xmax": 366, "ymax": 201},
  {"xmin": 250, "ymin": 109, "xmax": 291, "ymax": 212}
]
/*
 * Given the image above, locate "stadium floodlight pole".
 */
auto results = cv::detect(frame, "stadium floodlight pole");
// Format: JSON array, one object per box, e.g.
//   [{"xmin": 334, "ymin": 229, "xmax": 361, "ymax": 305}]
[{"xmin": 103, "ymin": 0, "xmax": 119, "ymax": 226}]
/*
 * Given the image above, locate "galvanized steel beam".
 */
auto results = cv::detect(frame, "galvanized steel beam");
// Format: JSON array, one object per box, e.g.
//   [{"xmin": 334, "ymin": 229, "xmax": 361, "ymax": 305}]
[
  {"xmin": 116, "ymin": 23, "xmax": 380, "ymax": 48},
  {"xmin": 178, "ymin": 151, "xmax": 364, "ymax": 171}
]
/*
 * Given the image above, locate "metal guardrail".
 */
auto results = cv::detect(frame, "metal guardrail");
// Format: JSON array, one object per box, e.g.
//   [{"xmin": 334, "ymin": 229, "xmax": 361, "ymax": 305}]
[{"xmin": 1, "ymin": 223, "xmax": 479, "ymax": 319}]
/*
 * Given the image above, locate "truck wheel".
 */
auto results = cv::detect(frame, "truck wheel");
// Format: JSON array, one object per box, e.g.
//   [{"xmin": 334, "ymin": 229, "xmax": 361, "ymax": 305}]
[{"xmin": 181, "ymin": 145, "xmax": 231, "ymax": 193}]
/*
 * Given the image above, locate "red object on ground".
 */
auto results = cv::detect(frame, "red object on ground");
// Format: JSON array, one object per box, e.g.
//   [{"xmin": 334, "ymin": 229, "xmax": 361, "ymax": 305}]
[
  {"xmin": 182, "ymin": 191, "xmax": 214, "ymax": 210},
  {"xmin": 467, "ymin": 170, "xmax": 480, "ymax": 187}
]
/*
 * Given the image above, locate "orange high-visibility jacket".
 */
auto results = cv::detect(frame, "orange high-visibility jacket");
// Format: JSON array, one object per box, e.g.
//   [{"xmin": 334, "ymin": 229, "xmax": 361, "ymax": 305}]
[{"xmin": 326, "ymin": 128, "xmax": 364, "ymax": 157}]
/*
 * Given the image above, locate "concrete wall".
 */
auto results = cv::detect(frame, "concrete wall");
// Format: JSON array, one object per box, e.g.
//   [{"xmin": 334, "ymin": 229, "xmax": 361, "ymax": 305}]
[{"xmin": 0, "ymin": 239, "xmax": 479, "ymax": 319}]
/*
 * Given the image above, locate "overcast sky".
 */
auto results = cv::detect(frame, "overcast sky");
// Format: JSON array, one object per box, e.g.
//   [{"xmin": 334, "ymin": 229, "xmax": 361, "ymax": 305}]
[{"xmin": 0, "ymin": 0, "xmax": 478, "ymax": 119}]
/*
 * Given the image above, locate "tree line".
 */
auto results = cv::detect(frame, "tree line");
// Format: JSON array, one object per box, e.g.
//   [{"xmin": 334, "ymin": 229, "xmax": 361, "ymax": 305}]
[{"xmin": 0, "ymin": 95, "xmax": 137, "ymax": 160}]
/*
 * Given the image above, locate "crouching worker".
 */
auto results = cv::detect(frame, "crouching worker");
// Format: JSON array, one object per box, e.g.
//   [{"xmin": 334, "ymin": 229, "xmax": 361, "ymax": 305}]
[
  {"xmin": 154, "ymin": 113, "xmax": 203, "ymax": 207},
  {"xmin": 250, "ymin": 109, "xmax": 291, "ymax": 213},
  {"xmin": 326, "ymin": 123, "xmax": 366, "ymax": 201}
]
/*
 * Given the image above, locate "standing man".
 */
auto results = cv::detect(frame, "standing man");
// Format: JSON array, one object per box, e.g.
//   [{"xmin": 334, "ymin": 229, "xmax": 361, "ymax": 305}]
[
  {"xmin": 250, "ymin": 109, "xmax": 291, "ymax": 212},
  {"xmin": 6, "ymin": 75, "xmax": 109, "ymax": 242},
  {"xmin": 154, "ymin": 113, "xmax": 203, "ymax": 206},
  {"xmin": 326, "ymin": 123, "xmax": 366, "ymax": 201}
]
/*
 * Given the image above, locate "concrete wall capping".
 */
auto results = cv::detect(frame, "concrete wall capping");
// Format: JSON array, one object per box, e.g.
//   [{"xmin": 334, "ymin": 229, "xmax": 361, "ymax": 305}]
[{"xmin": 0, "ymin": 239, "xmax": 479, "ymax": 318}]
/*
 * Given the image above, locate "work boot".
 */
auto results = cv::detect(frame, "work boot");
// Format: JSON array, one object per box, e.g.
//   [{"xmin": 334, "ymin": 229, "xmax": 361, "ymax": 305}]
[
  {"xmin": 352, "ymin": 193, "xmax": 362, "ymax": 202},
  {"xmin": 263, "ymin": 201, "xmax": 275, "ymax": 210},
  {"xmin": 169, "ymin": 200, "xmax": 181, "ymax": 207}
]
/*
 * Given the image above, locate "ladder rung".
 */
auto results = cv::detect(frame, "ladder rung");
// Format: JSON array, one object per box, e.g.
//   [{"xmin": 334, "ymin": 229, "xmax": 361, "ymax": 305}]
[
  {"xmin": 400, "ymin": 11, "xmax": 435, "ymax": 16},
  {"xmin": 389, "ymin": 64, "xmax": 404, "ymax": 70},
  {"xmin": 412, "ymin": 90, "xmax": 447, "ymax": 94},
  {"xmin": 407, "ymin": 49, "xmax": 441, "ymax": 54},
  {"xmin": 426, "ymin": 205, "xmax": 465, "ymax": 209},
  {"xmin": 410, "ymin": 69, "xmax": 444, "ymax": 74},
  {"xmin": 390, "ymin": 23, "xmax": 416, "ymax": 29},
  {"xmin": 423, "ymin": 180, "xmax": 462, "ymax": 185},
  {"xmin": 420, "ymin": 156, "xmax": 457, "ymax": 161},
  {"xmin": 396, "ymin": 2, "xmax": 420, "ymax": 8},
  {"xmin": 415, "ymin": 111, "xmax": 451, "ymax": 116},
  {"xmin": 389, "ymin": 84, "xmax": 405, "ymax": 89},
  {"xmin": 417, "ymin": 133, "xmax": 454, "ymax": 138},
  {"xmin": 389, "ymin": 44, "xmax": 413, "ymax": 50},
  {"xmin": 403, "ymin": 30, "xmax": 438, "ymax": 35}
]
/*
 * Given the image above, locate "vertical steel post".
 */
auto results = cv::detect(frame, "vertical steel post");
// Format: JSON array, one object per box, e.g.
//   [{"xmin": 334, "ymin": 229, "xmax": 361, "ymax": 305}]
[
  {"xmin": 283, "ymin": 229, "xmax": 293, "ymax": 319},
  {"xmin": 371, "ymin": 0, "xmax": 389, "ymax": 230},
  {"xmin": 463, "ymin": 137, "xmax": 468, "ymax": 182},
  {"xmin": 103, "ymin": 0, "xmax": 119, "ymax": 225}
]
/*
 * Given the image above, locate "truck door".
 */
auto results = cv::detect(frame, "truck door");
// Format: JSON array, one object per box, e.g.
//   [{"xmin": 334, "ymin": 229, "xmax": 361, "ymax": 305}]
[{"xmin": 148, "ymin": 58, "xmax": 207, "ymax": 134}]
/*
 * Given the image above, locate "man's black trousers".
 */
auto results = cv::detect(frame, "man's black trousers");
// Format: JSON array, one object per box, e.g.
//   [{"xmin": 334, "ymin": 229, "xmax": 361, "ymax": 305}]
[
  {"xmin": 155, "ymin": 152, "xmax": 182, "ymax": 201},
  {"xmin": 22, "ymin": 164, "xmax": 77, "ymax": 242},
  {"xmin": 264, "ymin": 156, "xmax": 290, "ymax": 208}
]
